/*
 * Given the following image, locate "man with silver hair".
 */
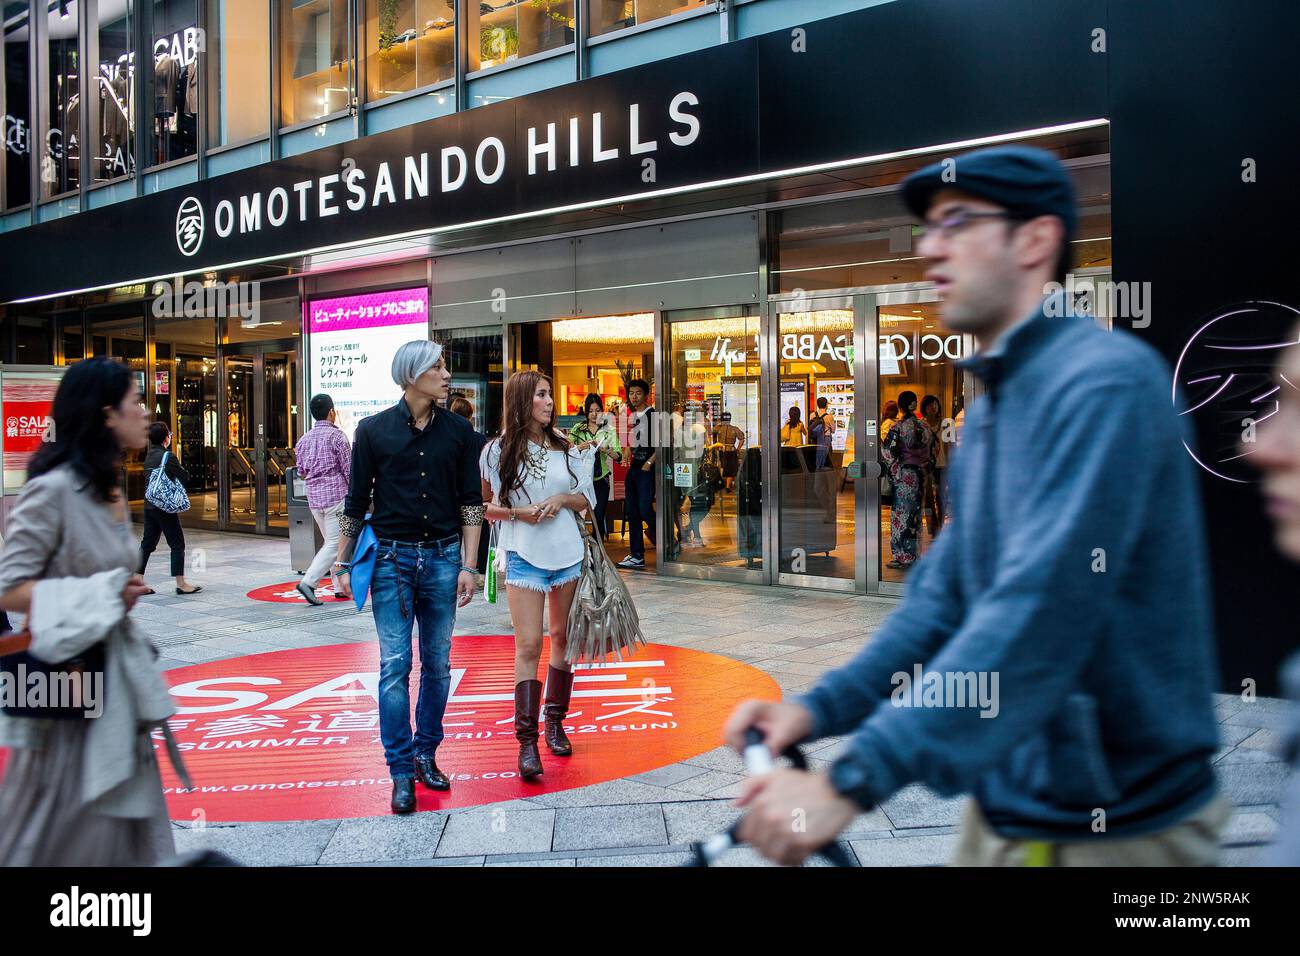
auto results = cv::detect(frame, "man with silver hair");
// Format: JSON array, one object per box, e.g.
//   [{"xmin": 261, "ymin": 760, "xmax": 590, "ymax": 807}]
[{"xmin": 333, "ymin": 339, "xmax": 485, "ymax": 814}]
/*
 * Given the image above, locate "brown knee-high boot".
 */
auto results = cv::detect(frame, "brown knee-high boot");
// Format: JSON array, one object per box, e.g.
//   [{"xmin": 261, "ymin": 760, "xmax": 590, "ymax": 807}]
[
  {"xmin": 514, "ymin": 679, "xmax": 543, "ymax": 779},
  {"xmin": 543, "ymin": 665, "xmax": 574, "ymax": 757}
]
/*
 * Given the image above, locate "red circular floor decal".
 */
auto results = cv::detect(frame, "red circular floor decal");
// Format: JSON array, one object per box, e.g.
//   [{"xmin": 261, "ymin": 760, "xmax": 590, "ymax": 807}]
[
  {"xmin": 154, "ymin": 638, "xmax": 780, "ymax": 822},
  {"xmin": 246, "ymin": 580, "xmax": 346, "ymax": 603}
]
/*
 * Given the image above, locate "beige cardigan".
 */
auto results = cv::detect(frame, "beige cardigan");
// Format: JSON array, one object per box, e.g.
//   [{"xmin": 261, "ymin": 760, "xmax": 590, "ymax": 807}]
[{"xmin": 0, "ymin": 464, "xmax": 187, "ymax": 818}]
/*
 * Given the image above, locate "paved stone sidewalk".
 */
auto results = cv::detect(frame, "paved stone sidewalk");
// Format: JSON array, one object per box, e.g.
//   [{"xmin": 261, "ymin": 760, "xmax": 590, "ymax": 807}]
[{"xmin": 135, "ymin": 530, "xmax": 1290, "ymax": 867}]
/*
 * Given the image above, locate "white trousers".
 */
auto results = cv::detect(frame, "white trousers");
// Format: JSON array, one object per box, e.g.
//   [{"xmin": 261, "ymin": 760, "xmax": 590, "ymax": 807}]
[{"xmin": 303, "ymin": 501, "xmax": 343, "ymax": 587}]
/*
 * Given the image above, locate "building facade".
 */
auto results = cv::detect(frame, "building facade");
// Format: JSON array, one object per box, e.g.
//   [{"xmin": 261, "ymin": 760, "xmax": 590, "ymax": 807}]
[{"xmin": 1, "ymin": 0, "xmax": 1297, "ymax": 691}]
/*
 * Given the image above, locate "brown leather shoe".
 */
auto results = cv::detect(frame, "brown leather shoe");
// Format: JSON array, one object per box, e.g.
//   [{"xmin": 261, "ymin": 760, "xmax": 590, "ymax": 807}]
[
  {"xmin": 514, "ymin": 679, "xmax": 544, "ymax": 780},
  {"xmin": 543, "ymin": 665, "xmax": 574, "ymax": 757}
]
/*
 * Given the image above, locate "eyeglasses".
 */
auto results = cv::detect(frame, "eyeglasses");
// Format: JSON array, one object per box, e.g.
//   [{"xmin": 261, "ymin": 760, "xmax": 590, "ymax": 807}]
[{"xmin": 916, "ymin": 210, "xmax": 1016, "ymax": 241}]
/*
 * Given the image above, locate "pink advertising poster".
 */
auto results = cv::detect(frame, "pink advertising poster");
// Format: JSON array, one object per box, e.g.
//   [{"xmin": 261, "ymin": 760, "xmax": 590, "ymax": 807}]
[{"xmin": 304, "ymin": 287, "xmax": 430, "ymax": 441}]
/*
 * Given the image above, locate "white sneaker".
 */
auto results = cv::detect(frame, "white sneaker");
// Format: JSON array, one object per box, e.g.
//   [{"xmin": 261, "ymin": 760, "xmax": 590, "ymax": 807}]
[{"xmin": 617, "ymin": 555, "xmax": 646, "ymax": 569}]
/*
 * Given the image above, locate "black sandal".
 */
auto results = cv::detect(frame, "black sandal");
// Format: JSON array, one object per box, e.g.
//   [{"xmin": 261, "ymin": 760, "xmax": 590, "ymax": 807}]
[{"xmin": 176, "ymin": 585, "xmax": 203, "ymax": 595}]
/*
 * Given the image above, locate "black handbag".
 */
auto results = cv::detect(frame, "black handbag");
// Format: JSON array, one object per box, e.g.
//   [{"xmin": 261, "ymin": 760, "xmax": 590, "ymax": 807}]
[{"xmin": 0, "ymin": 616, "xmax": 108, "ymax": 721}]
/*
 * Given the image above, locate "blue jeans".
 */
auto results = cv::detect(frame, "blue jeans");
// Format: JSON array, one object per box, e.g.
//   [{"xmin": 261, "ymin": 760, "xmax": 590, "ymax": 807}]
[{"xmin": 370, "ymin": 535, "xmax": 461, "ymax": 778}]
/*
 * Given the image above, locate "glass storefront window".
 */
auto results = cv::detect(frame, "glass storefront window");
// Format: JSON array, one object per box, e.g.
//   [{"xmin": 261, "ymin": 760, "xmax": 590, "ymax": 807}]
[
  {"xmin": 208, "ymin": 0, "xmax": 270, "ymax": 145},
  {"xmin": 877, "ymin": 300, "xmax": 964, "ymax": 584},
  {"xmin": 365, "ymin": 0, "xmax": 454, "ymax": 101},
  {"xmin": 41, "ymin": 0, "xmax": 78, "ymax": 198},
  {"xmin": 776, "ymin": 307, "xmax": 855, "ymax": 582},
  {"xmin": 664, "ymin": 309, "xmax": 762, "ymax": 571},
  {"xmin": 150, "ymin": 0, "xmax": 199, "ymax": 165},
  {"xmin": 14, "ymin": 315, "xmax": 54, "ymax": 363},
  {"xmin": 90, "ymin": 304, "xmax": 148, "ymax": 507},
  {"xmin": 3, "ymin": 0, "xmax": 31, "ymax": 209},
  {"xmin": 468, "ymin": 0, "xmax": 573, "ymax": 72},
  {"xmin": 434, "ymin": 325, "xmax": 504, "ymax": 437},
  {"xmin": 278, "ymin": 0, "xmax": 352, "ymax": 127},
  {"xmin": 57, "ymin": 312, "xmax": 84, "ymax": 362},
  {"xmin": 589, "ymin": 0, "xmax": 707, "ymax": 38},
  {"xmin": 92, "ymin": 0, "xmax": 134, "ymax": 184},
  {"xmin": 152, "ymin": 316, "xmax": 219, "ymax": 523}
]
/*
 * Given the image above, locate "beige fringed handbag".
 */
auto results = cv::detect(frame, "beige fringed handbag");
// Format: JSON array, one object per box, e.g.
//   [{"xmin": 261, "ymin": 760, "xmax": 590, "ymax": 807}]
[{"xmin": 566, "ymin": 515, "xmax": 645, "ymax": 664}]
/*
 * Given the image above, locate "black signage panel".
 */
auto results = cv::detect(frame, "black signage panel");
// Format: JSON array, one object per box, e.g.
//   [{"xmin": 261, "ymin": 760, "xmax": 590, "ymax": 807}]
[
  {"xmin": 0, "ymin": 43, "xmax": 760, "ymax": 302},
  {"xmin": 754, "ymin": 0, "xmax": 1109, "ymax": 171}
]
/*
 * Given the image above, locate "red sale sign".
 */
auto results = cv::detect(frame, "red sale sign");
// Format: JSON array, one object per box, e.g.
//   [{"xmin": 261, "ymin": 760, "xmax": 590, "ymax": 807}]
[
  {"xmin": 1, "ymin": 371, "xmax": 60, "ymax": 493},
  {"xmin": 151, "ymin": 637, "xmax": 780, "ymax": 822}
]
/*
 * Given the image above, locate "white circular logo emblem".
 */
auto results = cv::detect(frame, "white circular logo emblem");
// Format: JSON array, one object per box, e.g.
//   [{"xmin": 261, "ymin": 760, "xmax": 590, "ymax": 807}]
[{"xmin": 176, "ymin": 196, "xmax": 204, "ymax": 257}]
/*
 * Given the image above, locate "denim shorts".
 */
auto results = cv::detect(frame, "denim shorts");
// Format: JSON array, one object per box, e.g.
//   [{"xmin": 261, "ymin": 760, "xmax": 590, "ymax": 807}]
[{"xmin": 505, "ymin": 552, "xmax": 583, "ymax": 593}]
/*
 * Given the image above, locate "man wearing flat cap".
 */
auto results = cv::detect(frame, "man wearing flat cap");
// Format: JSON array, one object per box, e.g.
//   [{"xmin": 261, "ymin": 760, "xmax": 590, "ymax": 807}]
[{"xmin": 726, "ymin": 145, "xmax": 1227, "ymax": 866}]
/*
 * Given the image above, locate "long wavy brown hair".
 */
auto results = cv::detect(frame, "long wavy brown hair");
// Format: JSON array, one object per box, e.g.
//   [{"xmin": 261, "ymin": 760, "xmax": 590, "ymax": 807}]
[{"xmin": 494, "ymin": 370, "xmax": 576, "ymax": 507}]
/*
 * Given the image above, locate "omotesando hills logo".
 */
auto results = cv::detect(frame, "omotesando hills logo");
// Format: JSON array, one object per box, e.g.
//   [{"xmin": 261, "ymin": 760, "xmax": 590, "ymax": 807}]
[
  {"xmin": 1174, "ymin": 300, "xmax": 1300, "ymax": 483},
  {"xmin": 176, "ymin": 196, "xmax": 204, "ymax": 256}
]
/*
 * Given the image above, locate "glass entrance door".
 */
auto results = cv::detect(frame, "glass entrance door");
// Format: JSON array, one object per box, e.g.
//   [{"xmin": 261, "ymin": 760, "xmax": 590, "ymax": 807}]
[
  {"xmin": 221, "ymin": 340, "xmax": 300, "ymax": 534},
  {"xmin": 770, "ymin": 296, "xmax": 871, "ymax": 591},
  {"xmin": 873, "ymin": 289, "xmax": 963, "ymax": 593},
  {"xmin": 661, "ymin": 306, "xmax": 763, "ymax": 581}
]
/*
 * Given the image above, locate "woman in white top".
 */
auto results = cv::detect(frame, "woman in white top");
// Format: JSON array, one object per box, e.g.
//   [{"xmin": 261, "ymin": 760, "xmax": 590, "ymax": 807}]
[{"xmin": 480, "ymin": 371, "xmax": 596, "ymax": 780}]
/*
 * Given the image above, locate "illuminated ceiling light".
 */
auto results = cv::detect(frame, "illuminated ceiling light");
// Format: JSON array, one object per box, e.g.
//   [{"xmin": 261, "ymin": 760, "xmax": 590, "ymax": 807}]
[{"xmin": 550, "ymin": 313, "xmax": 654, "ymax": 344}]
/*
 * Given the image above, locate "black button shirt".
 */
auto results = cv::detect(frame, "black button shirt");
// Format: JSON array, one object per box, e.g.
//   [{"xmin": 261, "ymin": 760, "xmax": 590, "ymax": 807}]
[{"xmin": 343, "ymin": 397, "xmax": 484, "ymax": 542}]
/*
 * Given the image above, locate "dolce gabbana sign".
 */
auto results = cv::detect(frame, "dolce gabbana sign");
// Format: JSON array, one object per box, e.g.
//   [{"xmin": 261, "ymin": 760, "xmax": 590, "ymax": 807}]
[{"xmin": 184, "ymin": 93, "xmax": 704, "ymax": 256}]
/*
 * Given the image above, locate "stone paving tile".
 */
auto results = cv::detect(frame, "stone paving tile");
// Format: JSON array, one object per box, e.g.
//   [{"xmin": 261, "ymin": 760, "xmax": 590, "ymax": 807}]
[
  {"xmin": 750, "ymin": 659, "xmax": 834, "ymax": 677},
  {"xmin": 318, "ymin": 812, "xmax": 450, "ymax": 864},
  {"xmin": 552, "ymin": 804, "xmax": 667, "ymax": 851},
  {"xmin": 1219, "ymin": 723, "xmax": 1261, "ymax": 749},
  {"xmin": 323, "ymin": 856, "xmax": 486, "ymax": 867},
  {"xmin": 521, "ymin": 778, "xmax": 703, "ymax": 808},
  {"xmin": 668, "ymin": 770, "xmax": 745, "ymax": 796},
  {"xmin": 435, "ymin": 807, "xmax": 556, "ymax": 857},
  {"xmin": 578, "ymin": 851, "xmax": 694, "ymax": 866},
  {"xmin": 1239, "ymin": 727, "xmax": 1285, "ymax": 751},
  {"xmin": 879, "ymin": 784, "xmax": 967, "ymax": 829},
  {"xmin": 851, "ymin": 834, "xmax": 957, "ymax": 866},
  {"xmin": 705, "ymin": 845, "xmax": 841, "ymax": 867},
  {"xmin": 1218, "ymin": 845, "xmax": 1266, "ymax": 866},
  {"xmin": 160, "ymin": 642, "xmax": 234, "ymax": 663},
  {"xmin": 775, "ymin": 646, "xmax": 854, "ymax": 664},
  {"xmin": 1216, "ymin": 761, "xmax": 1290, "ymax": 807},
  {"xmin": 174, "ymin": 821, "xmax": 340, "ymax": 866},
  {"xmin": 661, "ymin": 799, "xmax": 743, "ymax": 845},
  {"xmin": 486, "ymin": 857, "xmax": 576, "ymax": 866},
  {"xmin": 626, "ymin": 763, "xmax": 712, "ymax": 788},
  {"xmin": 681, "ymin": 746, "xmax": 745, "ymax": 774},
  {"xmin": 1216, "ymin": 747, "xmax": 1284, "ymax": 766},
  {"xmin": 1222, "ymin": 810, "xmax": 1279, "ymax": 845}
]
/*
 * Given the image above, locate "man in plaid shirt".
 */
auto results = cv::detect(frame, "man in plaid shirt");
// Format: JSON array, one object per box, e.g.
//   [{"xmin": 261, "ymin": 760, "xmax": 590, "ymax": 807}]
[{"xmin": 293, "ymin": 393, "xmax": 352, "ymax": 605}]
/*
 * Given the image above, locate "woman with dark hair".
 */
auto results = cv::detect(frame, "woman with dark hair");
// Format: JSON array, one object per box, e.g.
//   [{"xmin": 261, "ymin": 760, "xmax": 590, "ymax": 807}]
[
  {"xmin": 881, "ymin": 390, "xmax": 934, "ymax": 570},
  {"xmin": 480, "ymin": 371, "xmax": 596, "ymax": 780},
  {"xmin": 0, "ymin": 357, "xmax": 184, "ymax": 865},
  {"xmin": 138, "ymin": 421, "xmax": 201, "ymax": 595},
  {"xmin": 919, "ymin": 394, "xmax": 947, "ymax": 536},
  {"xmin": 780, "ymin": 405, "xmax": 807, "ymax": 446},
  {"xmin": 567, "ymin": 393, "xmax": 622, "ymax": 540}
]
